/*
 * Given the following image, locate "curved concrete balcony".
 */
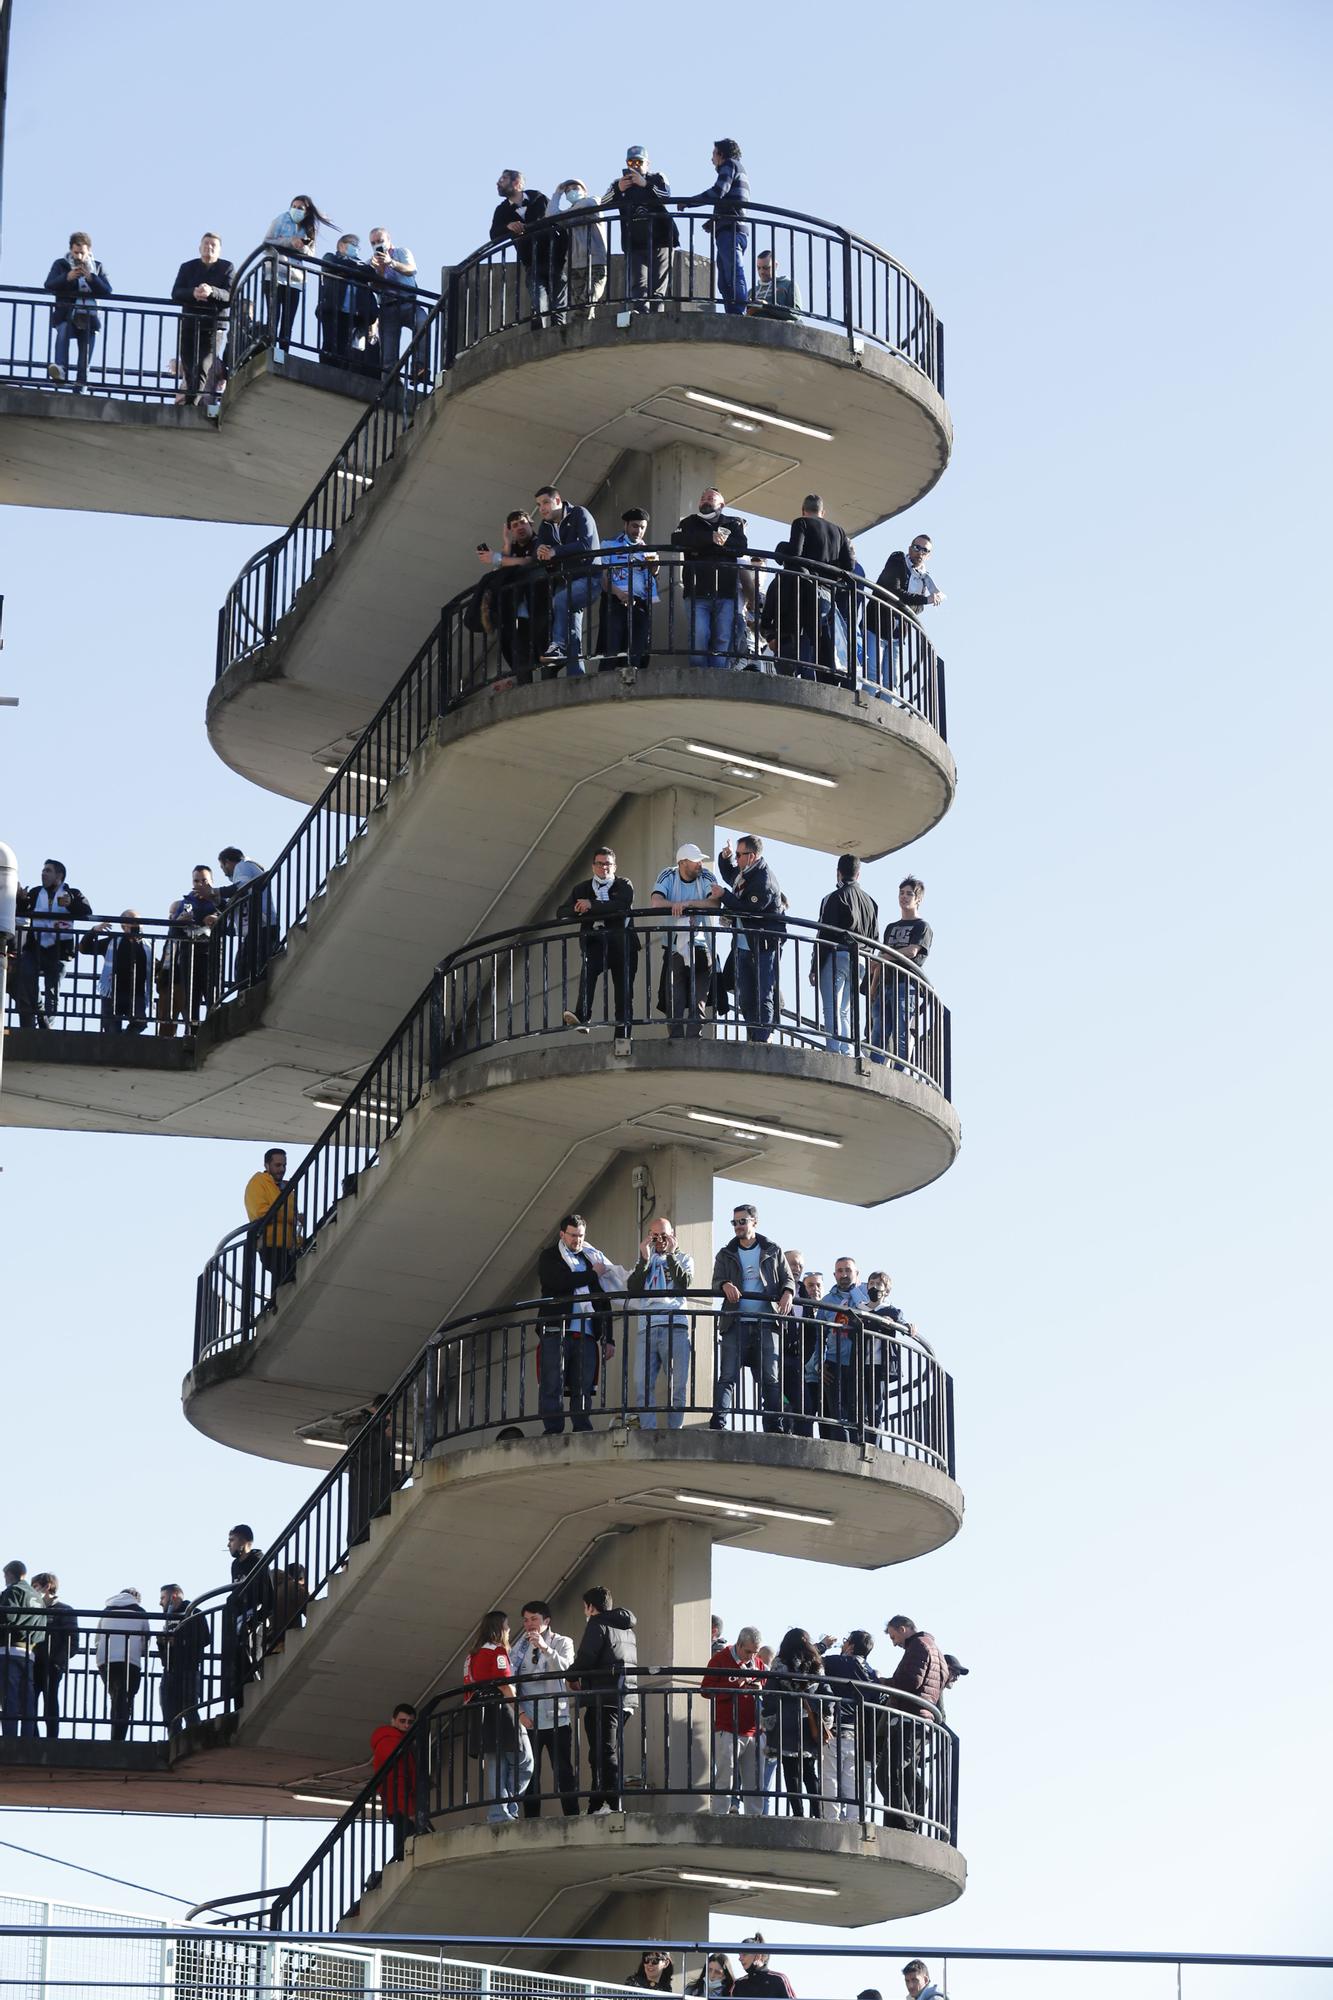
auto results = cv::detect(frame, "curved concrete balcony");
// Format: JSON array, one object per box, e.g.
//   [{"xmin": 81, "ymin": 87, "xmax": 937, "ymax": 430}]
[
  {"xmin": 184, "ymin": 914, "xmax": 958, "ymax": 1460},
  {"xmin": 206, "ymin": 204, "xmax": 950, "ymax": 798},
  {"xmin": 2, "ymin": 579, "xmax": 952, "ymax": 1140},
  {"xmin": 273, "ymin": 1672, "xmax": 964, "ymax": 1936},
  {"xmin": 0, "ymin": 253, "xmax": 410, "ymax": 523},
  {"xmin": 179, "ymin": 1296, "xmax": 958, "ymax": 1775}
]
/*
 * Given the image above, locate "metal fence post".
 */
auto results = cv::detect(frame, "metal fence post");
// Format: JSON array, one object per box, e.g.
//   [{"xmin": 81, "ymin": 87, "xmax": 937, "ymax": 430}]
[{"xmin": 841, "ymin": 231, "xmax": 855, "ymax": 349}]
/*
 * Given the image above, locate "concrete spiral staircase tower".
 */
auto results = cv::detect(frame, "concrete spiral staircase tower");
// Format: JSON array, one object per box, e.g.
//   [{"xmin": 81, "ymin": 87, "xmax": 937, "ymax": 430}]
[{"xmin": 2, "ymin": 197, "xmax": 965, "ymax": 1967}]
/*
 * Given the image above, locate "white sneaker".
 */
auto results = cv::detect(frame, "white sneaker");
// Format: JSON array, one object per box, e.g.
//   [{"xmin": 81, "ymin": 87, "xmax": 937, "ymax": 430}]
[
  {"xmin": 47, "ymin": 362, "xmax": 65, "ymax": 384},
  {"xmin": 561, "ymin": 1011, "xmax": 589, "ymax": 1033},
  {"xmin": 590, "ymin": 1804, "xmax": 614, "ymax": 1816}
]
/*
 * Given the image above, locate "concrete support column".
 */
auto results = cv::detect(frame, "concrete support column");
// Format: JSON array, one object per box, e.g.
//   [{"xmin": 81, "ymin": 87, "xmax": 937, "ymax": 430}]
[
  {"xmin": 557, "ymin": 1516, "xmax": 715, "ymax": 1817},
  {"xmin": 650, "ymin": 442, "xmax": 729, "ymax": 542},
  {"xmin": 550, "ymin": 1881, "xmax": 715, "ymax": 1984}
]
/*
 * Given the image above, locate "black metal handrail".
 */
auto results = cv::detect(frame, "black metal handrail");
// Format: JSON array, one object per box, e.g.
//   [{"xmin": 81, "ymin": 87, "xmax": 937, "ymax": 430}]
[
  {"xmin": 3, "ymin": 909, "xmax": 258, "ymax": 1037},
  {"xmin": 271, "ymin": 1664, "xmax": 957, "ymax": 1933},
  {"xmin": 0, "ymin": 1599, "xmax": 236, "ymax": 1747},
  {"xmin": 6, "ymin": 554, "xmax": 945, "ymax": 1051},
  {"xmin": 215, "ymin": 199, "xmax": 943, "ymax": 682},
  {"xmin": 0, "ymin": 250, "xmax": 440, "ymax": 404},
  {"xmin": 192, "ymin": 911, "xmax": 950, "ymax": 1364},
  {"xmin": 193, "ymin": 1293, "xmax": 953, "ymax": 1666}
]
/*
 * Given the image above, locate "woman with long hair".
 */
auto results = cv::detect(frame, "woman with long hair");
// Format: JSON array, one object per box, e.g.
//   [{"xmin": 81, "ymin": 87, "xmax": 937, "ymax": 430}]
[
  {"xmin": 761, "ymin": 1627, "xmax": 832, "ymax": 1818},
  {"xmin": 626, "ymin": 1949, "xmax": 675, "ymax": 1990},
  {"xmin": 263, "ymin": 193, "xmax": 335, "ymax": 353},
  {"xmin": 464, "ymin": 1608, "xmax": 534, "ymax": 1822},
  {"xmin": 685, "ymin": 1953, "xmax": 735, "ymax": 1997}
]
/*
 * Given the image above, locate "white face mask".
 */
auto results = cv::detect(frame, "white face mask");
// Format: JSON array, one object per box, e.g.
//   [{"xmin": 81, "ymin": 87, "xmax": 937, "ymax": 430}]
[{"xmin": 289, "ymin": 205, "xmax": 306, "ymax": 223}]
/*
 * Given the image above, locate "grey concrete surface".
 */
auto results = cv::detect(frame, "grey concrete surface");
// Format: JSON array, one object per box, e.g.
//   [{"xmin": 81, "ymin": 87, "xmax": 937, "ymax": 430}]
[{"xmin": 207, "ymin": 313, "xmax": 951, "ymax": 800}]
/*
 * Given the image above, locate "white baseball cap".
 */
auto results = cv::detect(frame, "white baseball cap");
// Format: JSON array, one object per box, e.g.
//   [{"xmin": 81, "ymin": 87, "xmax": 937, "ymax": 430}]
[{"xmin": 676, "ymin": 843, "xmax": 709, "ymax": 863}]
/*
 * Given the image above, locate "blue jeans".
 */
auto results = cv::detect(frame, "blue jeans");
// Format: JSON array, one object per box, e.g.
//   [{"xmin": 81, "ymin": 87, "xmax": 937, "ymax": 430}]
[
  {"xmin": 689, "ymin": 594, "xmax": 737, "ymax": 669},
  {"xmin": 484, "ymin": 1725, "xmax": 536, "ymax": 1821},
  {"xmin": 869, "ymin": 980, "xmax": 911, "ymax": 1068},
  {"xmin": 818, "ymin": 949, "xmax": 853, "ymax": 1055},
  {"xmin": 714, "ymin": 224, "xmax": 749, "ymax": 315},
  {"xmin": 734, "ymin": 940, "xmax": 778, "ymax": 1042},
  {"xmin": 53, "ymin": 318, "xmax": 97, "ymax": 386},
  {"xmin": 548, "ymin": 574, "xmax": 597, "ymax": 670},
  {"xmin": 1, "ymin": 1654, "xmax": 38, "ymax": 1738},
  {"xmin": 636, "ymin": 1315, "xmax": 689, "ymax": 1428},
  {"xmin": 797, "ymin": 590, "xmax": 850, "ymax": 678},
  {"xmin": 539, "ymin": 1328, "xmax": 599, "ymax": 1432},
  {"xmin": 712, "ymin": 1318, "xmax": 783, "ymax": 1432}
]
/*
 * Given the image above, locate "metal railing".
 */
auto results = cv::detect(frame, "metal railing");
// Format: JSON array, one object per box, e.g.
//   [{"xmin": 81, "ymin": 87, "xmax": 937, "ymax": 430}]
[
  {"xmin": 215, "ymin": 199, "xmax": 943, "ymax": 681},
  {"xmin": 0, "ymin": 249, "xmax": 440, "ymax": 403},
  {"xmin": 269, "ymin": 1665, "xmax": 956, "ymax": 1934},
  {"xmin": 193, "ymin": 1295, "xmax": 953, "ymax": 1661},
  {"xmin": 1, "ymin": 1918, "xmax": 1327, "ymax": 2000},
  {"xmin": 6, "ymin": 552, "xmax": 945, "ymax": 1054},
  {"xmin": 454, "ymin": 198, "xmax": 941, "ymax": 376},
  {"xmin": 3, "ymin": 908, "xmax": 270, "ymax": 1037},
  {"xmin": 0, "ymin": 1598, "xmax": 237, "ymax": 1748},
  {"xmin": 192, "ymin": 912, "xmax": 950, "ymax": 1363}
]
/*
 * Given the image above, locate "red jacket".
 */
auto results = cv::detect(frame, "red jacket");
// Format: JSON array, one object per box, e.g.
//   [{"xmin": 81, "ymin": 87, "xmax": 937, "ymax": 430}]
[
  {"xmin": 371, "ymin": 1723, "xmax": 417, "ymax": 1814},
  {"xmin": 701, "ymin": 1645, "xmax": 762, "ymax": 1735}
]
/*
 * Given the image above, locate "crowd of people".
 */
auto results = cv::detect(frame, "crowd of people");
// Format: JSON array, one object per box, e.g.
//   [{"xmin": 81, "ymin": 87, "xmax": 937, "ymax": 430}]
[
  {"xmin": 527, "ymin": 1204, "xmax": 932, "ymax": 1439},
  {"xmin": 469, "ymin": 486, "xmax": 941, "ymax": 689},
  {"xmin": 0, "ymin": 1527, "xmax": 300, "ymax": 1744},
  {"xmin": 365, "ymin": 1594, "xmax": 964, "ymax": 1836},
  {"xmin": 35, "ymin": 141, "xmax": 819, "ymax": 399},
  {"xmin": 621, "ymin": 1943, "xmax": 948, "ymax": 1999},
  {"xmin": 3, "ymin": 847, "xmax": 273, "ymax": 1034}
]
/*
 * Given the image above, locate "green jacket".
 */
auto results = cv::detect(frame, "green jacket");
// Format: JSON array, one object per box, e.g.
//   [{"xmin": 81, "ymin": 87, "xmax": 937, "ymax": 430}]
[{"xmin": 0, "ymin": 1580, "xmax": 46, "ymax": 1645}]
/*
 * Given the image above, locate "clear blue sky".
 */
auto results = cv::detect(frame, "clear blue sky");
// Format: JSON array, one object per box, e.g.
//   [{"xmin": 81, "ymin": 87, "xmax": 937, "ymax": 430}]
[{"xmin": 2, "ymin": 1, "xmax": 1331, "ymax": 1993}]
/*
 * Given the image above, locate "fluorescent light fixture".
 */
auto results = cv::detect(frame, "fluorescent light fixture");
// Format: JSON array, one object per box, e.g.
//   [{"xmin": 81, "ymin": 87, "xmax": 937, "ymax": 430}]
[
  {"xmin": 684, "ymin": 389, "xmax": 835, "ymax": 443},
  {"xmin": 306, "ymin": 1438, "xmax": 346, "ymax": 1451},
  {"xmin": 309, "ymin": 1097, "xmax": 394, "ymax": 1118},
  {"xmin": 674, "ymin": 1492, "xmax": 835, "ymax": 1528},
  {"xmin": 686, "ymin": 1110, "xmax": 841, "ymax": 1150},
  {"xmin": 677, "ymin": 1871, "xmax": 838, "ymax": 1898},
  {"xmin": 320, "ymin": 765, "xmax": 378, "ymax": 782},
  {"xmin": 682, "ymin": 742, "xmax": 837, "ymax": 791},
  {"xmin": 727, "ymin": 418, "xmax": 758, "ymax": 432},
  {"xmin": 293, "ymin": 1794, "xmax": 356, "ymax": 1810}
]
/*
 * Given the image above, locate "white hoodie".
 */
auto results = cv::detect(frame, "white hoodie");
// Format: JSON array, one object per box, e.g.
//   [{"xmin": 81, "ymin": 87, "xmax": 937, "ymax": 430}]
[{"xmin": 96, "ymin": 1591, "xmax": 149, "ymax": 1670}]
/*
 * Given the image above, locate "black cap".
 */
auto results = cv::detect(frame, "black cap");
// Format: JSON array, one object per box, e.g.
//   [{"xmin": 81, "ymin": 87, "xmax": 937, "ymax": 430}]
[{"xmin": 944, "ymin": 1653, "xmax": 969, "ymax": 1678}]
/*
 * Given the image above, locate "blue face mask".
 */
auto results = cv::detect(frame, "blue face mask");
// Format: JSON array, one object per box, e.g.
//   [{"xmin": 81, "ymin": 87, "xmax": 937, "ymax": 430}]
[
  {"xmin": 289, "ymin": 204, "xmax": 306, "ymax": 223},
  {"xmin": 343, "ymin": 241, "xmax": 360, "ymax": 256}
]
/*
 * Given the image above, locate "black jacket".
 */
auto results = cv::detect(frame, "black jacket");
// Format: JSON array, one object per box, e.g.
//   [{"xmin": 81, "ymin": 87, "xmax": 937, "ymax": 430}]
[
  {"xmin": 317, "ymin": 250, "xmax": 378, "ymax": 329},
  {"xmin": 0, "ymin": 1580, "xmax": 45, "ymax": 1645},
  {"xmin": 732, "ymin": 1970, "xmax": 795, "ymax": 2000},
  {"xmin": 158, "ymin": 1607, "xmax": 209, "ymax": 1678},
  {"xmin": 490, "ymin": 191, "xmax": 564, "ymax": 271},
  {"xmin": 607, "ymin": 172, "xmax": 679, "ymax": 245},
  {"xmin": 816, "ymin": 881, "xmax": 879, "ymax": 959},
  {"xmin": 556, "ymin": 877, "xmax": 637, "ymax": 937},
  {"xmin": 32, "ymin": 1599, "xmax": 80, "ymax": 1674},
  {"xmin": 787, "ymin": 513, "xmax": 854, "ymax": 578},
  {"xmin": 569, "ymin": 1605, "xmax": 639, "ymax": 1705},
  {"xmin": 534, "ymin": 503, "xmax": 599, "ymax": 579},
  {"xmin": 716, "ymin": 851, "xmax": 785, "ymax": 940},
  {"xmin": 44, "ymin": 256, "xmax": 112, "ymax": 327},
  {"xmin": 230, "ymin": 1549, "xmax": 274, "ymax": 1622},
  {"xmin": 672, "ymin": 510, "xmax": 748, "ymax": 597},
  {"xmin": 711, "ymin": 1234, "xmax": 794, "ymax": 1331},
  {"xmin": 876, "ymin": 549, "xmax": 929, "ymax": 612},
  {"xmin": 171, "ymin": 257, "xmax": 235, "ymax": 319},
  {"xmin": 536, "ymin": 1241, "xmax": 614, "ymax": 1342},
  {"xmin": 18, "ymin": 883, "xmax": 93, "ymax": 960}
]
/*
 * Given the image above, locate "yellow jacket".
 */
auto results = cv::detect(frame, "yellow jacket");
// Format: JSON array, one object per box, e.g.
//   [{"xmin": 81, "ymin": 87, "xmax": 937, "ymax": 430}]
[{"xmin": 244, "ymin": 1171, "xmax": 300, "ymax": 1249}]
